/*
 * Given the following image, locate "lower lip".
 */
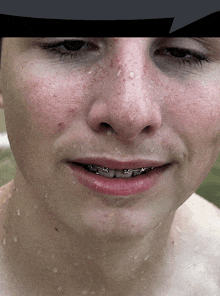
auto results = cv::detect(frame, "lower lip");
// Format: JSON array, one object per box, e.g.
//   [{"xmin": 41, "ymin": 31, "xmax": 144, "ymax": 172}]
[{"xmin": 67, "ymin": 162, "xmax": 172, "ymax": 196}]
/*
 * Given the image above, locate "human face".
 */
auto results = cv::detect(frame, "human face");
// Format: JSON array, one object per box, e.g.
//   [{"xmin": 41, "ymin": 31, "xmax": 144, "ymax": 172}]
[{"xmin": 1, "ymin": 38, "xmax": 220, "ymax": 238}]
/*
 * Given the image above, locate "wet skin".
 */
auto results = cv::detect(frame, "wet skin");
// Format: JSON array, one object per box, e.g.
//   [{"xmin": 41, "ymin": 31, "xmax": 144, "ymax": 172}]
[{"xmin": 0, "ymin": 38, "xmax": 220, "ymax": 295}]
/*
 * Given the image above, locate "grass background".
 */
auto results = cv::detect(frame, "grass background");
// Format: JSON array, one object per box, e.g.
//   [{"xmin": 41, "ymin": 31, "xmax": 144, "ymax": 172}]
[{"xmin": 0, "ymin": 111, "xmax": 219, "ymax": 209}]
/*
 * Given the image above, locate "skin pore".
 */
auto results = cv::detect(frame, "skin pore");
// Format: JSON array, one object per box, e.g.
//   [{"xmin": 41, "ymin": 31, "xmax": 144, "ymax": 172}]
[{"xmin": 0, "ymin": 38, "xmax": 220, "ymax": 296}]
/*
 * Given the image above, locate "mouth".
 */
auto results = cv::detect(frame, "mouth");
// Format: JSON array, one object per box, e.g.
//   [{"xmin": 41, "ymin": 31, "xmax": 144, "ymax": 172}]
[
  {"xmin": 67, "ymin": 159, "xmax": 173, "ymax": 196},
  {"xmin": 78, "ymin": 163, "xmax": 162, "ymax": 178}
]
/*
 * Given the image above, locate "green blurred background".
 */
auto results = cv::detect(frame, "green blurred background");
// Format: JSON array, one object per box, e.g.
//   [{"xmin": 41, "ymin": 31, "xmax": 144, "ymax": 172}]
[{"xmin": 0, "ymin": 109, "xmax": 219, "ymax": 209}]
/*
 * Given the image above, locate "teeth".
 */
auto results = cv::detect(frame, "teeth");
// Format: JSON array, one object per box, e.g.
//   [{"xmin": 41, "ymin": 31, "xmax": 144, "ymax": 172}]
[
  {"xmin": 84, "ymin": 164, "xmax": 154, "ymax": 178},
  {"xmin": 98, "ymin": 167, "xmax": 115, "ymax": 178},
  {"xmin": 115, "ymin": 169, "xmax": 133, "ymax": 178}
]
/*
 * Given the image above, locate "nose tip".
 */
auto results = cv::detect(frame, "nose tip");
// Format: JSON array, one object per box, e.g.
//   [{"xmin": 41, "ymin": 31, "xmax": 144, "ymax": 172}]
[{"xmin": 87, "ymin": 99, "xmax": 162, "ymax": 142}]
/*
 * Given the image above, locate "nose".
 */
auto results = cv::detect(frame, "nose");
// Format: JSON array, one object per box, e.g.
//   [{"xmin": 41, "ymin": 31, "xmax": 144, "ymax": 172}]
[{"xmin": 87, "ymin": 39, "xmax": 162, "ymax": 142}]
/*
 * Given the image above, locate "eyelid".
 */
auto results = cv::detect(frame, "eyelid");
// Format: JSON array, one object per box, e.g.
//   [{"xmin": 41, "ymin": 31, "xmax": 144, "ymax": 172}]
[{"xmin": 154, "ymin": 38, "xmax": 209, "ymax": 55}]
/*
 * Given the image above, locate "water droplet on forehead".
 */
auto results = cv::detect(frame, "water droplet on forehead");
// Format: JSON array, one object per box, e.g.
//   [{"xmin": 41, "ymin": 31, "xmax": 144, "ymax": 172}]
[
  {"xmin": 58, "ymin": 287, "xmax": 62, "ymax": 292},
  {"xmin": 17, "ymin": 209, "xmax": 20, "ymax": 216},
  {"xmin": 13, "ymin": 236, "xmax": 17, "ymax": 242},
  {"xmin": 106, "ymin": 130, "xmax": 112, "ymax": 136}
]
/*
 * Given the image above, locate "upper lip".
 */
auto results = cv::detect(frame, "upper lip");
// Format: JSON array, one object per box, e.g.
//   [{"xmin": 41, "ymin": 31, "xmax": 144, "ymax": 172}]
[{"xmin": 67, "ymin": 157, "xmax": 170, "ymax": 170}]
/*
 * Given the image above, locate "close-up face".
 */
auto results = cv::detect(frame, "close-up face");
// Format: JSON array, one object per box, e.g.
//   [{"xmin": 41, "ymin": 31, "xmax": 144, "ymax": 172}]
[{"xmin": 1, "ymin": 37, "xmax": 220, "ymax": 239}]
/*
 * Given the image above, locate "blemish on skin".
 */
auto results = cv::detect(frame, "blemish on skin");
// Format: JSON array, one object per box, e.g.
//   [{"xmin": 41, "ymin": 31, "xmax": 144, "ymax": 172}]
[
  {"xmin": 57, "ymin": 122, "xmax": 65, "ymax": 132},
  {"xmin": 55, "ymin": 227, "xmax": 58, "ymax": 232}
]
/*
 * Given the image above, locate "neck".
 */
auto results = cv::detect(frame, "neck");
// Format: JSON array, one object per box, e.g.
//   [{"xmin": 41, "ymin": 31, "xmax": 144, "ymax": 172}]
[{"xmin": 3, "ymin": 179, "xmax": 176, "ymax": 296}]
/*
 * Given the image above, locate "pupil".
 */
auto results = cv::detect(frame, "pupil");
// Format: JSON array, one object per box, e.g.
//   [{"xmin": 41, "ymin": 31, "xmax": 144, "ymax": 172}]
[
  {"xmin": 63, "ymin": 41, "xmax": 86, "ymax": 51},
  {"xmin": 168, "ymin": 48, "xmax": 189, "ymax": 58}
]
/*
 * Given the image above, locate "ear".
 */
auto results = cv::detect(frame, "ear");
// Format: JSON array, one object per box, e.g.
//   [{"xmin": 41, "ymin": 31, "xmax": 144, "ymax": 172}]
[{"xmin": 0, "ymin": 71, "xmax": 3, "ymax": 109}]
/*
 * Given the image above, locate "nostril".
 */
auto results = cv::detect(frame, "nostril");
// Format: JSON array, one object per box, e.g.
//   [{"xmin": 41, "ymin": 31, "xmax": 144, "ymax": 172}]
[{"xmin": 100, "ymin": 122, "xmax": 112, "ymax": 131}]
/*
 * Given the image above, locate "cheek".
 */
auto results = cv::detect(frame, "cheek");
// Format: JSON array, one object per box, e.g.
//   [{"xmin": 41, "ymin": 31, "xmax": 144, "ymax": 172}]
[
  {"xmin": 11, "ymin": 73, "xmax": 88, "ymax": 138},
  {"xmin": 164, "ymin": 79, "xmax": 220, "ymax": 143}
]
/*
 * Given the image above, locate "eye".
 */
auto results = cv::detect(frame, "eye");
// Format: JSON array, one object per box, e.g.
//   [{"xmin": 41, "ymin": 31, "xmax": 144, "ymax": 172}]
[
  {"xmin": 40, "ymin": 39, "xmax": 100, "ymax": 61},
  {"xmin": 154, "ymin": 46, "xmax": 210, "ymax": 67},
  {"xmin": 58, "ymin": 40, "xmax": 98, "ymax": 52}
]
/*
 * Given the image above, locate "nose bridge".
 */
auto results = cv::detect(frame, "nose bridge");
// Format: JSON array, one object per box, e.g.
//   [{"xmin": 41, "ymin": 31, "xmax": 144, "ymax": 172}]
[
  {"xmin": 111, "ymin": 39, "xmax": 150, "ymax": 117},
  {"xmin": 88, "ymin": 39, "xmax": 162, "ymax": 142}
]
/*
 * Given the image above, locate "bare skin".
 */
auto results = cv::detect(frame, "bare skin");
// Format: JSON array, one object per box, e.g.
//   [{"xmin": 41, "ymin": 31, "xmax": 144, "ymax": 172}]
[
  {"xmin": 0, "ymin": 180, "xmax": 219, "ymax": 296},
  {"xmin": 1, "ymin": 38, "xmax": 220, "ymax": 295}
]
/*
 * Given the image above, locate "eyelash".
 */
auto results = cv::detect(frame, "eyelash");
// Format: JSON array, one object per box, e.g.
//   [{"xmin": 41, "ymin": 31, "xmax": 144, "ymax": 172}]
[
  {"xmin": 40, "ymin": 40, "xmax": 99, "ymax": 60},
  {"xmin": 40, "ymin": 40, "xmax": 211, "ymax": 67},
  {"xmin": 155, "ymin": 47, "xmax": 211, "ymax": 67}
]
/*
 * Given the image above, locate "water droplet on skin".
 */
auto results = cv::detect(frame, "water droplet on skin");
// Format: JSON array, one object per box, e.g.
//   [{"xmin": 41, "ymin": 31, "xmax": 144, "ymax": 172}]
[
  {"xmin": 3, "ymin": 237, "xmax": 6, "ymax": 245},
  {"xmin": 34, "ymin": 205, "xmax": 38, "ymax": 210},
  {"xmin": 87, "ymin": 70, "xmax": 92, "ymax": 74},
  {"xmin": 45, "ymin": 194, "xmax": 48, "ymax": 198},
  {"xmin": 175, "ymin": 226, "xmax": 181, "ymax": 232},
  {"xmin": 53, "ymin": 267, "xmax": 58, "ymax": 273},
  {"xmin": 17, "ymin": 209, "xmax": 20, "ymax": 216},
  {"xmin": 58, "ymin": 287, "xmax": 62, "ymax": 292},
  {"xmin": 144, "ymin": 255, "xmax": 149, "ymax": 261},
  {"xmin": 129, "ymin": 72, "xmax": 135, "ymax": 79},
  {"xmin": 117, "ymin": 70, "xmax": 121, "ymax": 76},
  {"xmin": 106, "ymin": 130, "xmax": 112, "ymax": 136},
  {"xmin": 134, "ymin": 255, "xmax": 138, "ymax": 260},
  {"xmin": 13, "ymin": 236, "xmax": 17, "ymax": 242},
  {"xmin": 82, "ymin": 290, "xmax": 88, "ymax": 295},
  {"xmin": 87, "ymin": 255, "xmax": 92, "ymax": 260},
  {"xmin": 51, "ymin": 254, "xmax": 55, "ymax": 260}
]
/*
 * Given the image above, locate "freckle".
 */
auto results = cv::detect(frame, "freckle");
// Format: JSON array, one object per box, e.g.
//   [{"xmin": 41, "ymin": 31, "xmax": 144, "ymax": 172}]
[{"xmin": 55, "ymin": 227, "xmax": 58, "ymax": 232}]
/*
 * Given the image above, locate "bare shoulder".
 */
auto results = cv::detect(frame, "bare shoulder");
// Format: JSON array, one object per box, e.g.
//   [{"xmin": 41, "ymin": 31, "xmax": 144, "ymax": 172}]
[
  {"xmin": 183, "ymin": 192, "xmax": 220, "ymax": 232},
  {"xmin": 172, "ymin": 193, "xmax": 220, "ymax": 294}
]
